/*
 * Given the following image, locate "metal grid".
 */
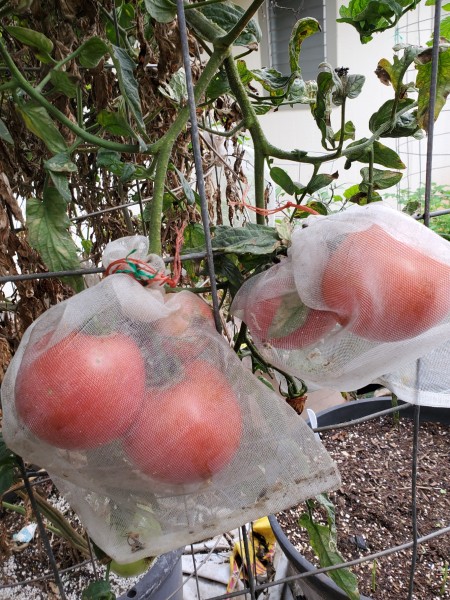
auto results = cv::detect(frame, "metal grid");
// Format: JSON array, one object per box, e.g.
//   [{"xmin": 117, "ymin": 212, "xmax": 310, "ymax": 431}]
[{"xmin": 0, "ymin": 0, "xmax": 449, "ymax": 599}]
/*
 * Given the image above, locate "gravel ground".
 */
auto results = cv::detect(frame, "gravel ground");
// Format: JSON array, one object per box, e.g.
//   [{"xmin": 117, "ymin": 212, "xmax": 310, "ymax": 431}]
[{"xmin": 276, "ymin": 414, "xmax": 450, "ymax": 600}]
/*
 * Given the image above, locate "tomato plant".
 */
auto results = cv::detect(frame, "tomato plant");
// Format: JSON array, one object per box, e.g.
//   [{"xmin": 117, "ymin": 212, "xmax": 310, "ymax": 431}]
[
  {"xmin": 124, "ymin": 360, "xmax": 242, "ymax": 484},
  {"xmin": 16, "ymin": 333, "xmax": 146, "ymax": 450},
  {"xmin": 321, "ymin": 224, "xmax": 450, "ymax": 342},
  {"xmin": 248, "ymin": 293, "xmax": 337, "ymax": 349}
]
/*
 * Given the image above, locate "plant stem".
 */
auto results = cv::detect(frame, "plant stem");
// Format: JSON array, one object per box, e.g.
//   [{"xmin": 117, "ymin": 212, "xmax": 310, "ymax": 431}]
[
  {"xmin": 184, "ymin": 0, "xmax": 225, "ymax": 9},
  {"xmin": 366, "ymin": 146, "xmax": 374, "ymax": 203},
  {"xmin": 16, "ymin": 490, "xmax": 89, "ymax": 556},
  {"xmin": 0, "ymin": 38, "xmax": 142, "ymax": 154},
  {"xmin": 2, "ymin": 500, "xmax": 66, "ymax": 538},
  {"xmin": 217, "ymin": 0, "xmax": 266, "ymax": 47},
  {"xmin": 198, "ymin": 120, "xmax": 246, "ymax": 137},
  {"xmin": 224, "ymin": 55, "xmax": 268, "ymax": 221},
  {"xmin": 148, "ymin": 146, "xmax": 171, "ymax": 254}
]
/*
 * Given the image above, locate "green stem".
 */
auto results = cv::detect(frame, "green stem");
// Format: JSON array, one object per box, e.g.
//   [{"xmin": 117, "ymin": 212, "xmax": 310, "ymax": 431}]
[
  {"xmin": 184, "ymin": 0, "xmax": 225, "ymax": 9},
  {"xmin": 15, "ymin": 490, "xmax": 89, "ymax": 556},
  {"xmin": 2, "ymin": 500, "xmax": 65, "ymax": 538},
  {"xmin": 224, "ymin": 55, "xmax": 269, "ymax": 221},
  {"xmin": 0, "ymin": 38, "xmax": 143, "ymax": 154},
  {"xmin": 146, "ymin": 47, "xmax": 230, "ymax": 250},
  {"xmin": 97, "ymin": 0, "xmax": 134, "ymax": 52},
  {"xmin": 366, "ymin": 146, "xmax": 374, "ymax": 203},
  {"xmin": 36, "ymin": 48, "xmax": 83, "ymax": 93},
  {"xmin": 151, "ymin": 46, "xmax": 229, "ymax": 154},
  {"xmin": 76, "ymin": 85, "xmax": 83, "ymax": 127},
  {"xmin": 336, "ymin": 97, "xmax": 347, "ymax": 154},
  {"xmin": 198, "ymin": 120, "xmax": 246, "ymax": 137},
  {"xmin": 253, "ymin": 149, "xmax": 266, "ymax": 224},
  {"xmin": 217, "ymin": 0, "xmax": 266, "ymax": 47},
  {"xmin": 148, "ymin": 145, "xmax": 171, "ymax": 254},
  {"xmin": 265, "ymin": 100, "xmax": 418, "ymax": 166}
]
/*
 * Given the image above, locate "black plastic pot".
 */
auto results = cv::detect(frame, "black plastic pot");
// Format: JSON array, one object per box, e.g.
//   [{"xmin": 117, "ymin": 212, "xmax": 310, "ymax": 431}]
[
  {"xmin": 269, "ymin": 397, "xmax": 450, "ymax": 600},
  {"xmin": 118, "ymin": 548, "xmax": 183, "ymax": 600}
]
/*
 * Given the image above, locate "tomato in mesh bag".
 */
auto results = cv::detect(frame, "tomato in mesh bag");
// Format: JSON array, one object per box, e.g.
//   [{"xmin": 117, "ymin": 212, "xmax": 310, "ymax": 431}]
[
  {"xmin": 322, "ymin": 223, "xmax": 450, "ymax": 342},
  {"xmin": 124, "ymin": 360, "xmax": 242, "ymax": 484},
  {"xmin": 2, "ymin": 236, "xmax": 341, "ymax": 561},
  {"xmin": 249, "ymin": 293, "xmax": 337, "ymax": 349},
  {"xmin": 231, "ymin": 259, "xmax": 337, "ymax": 350},
  {"xmin": 157, "ymin": 290, "xmax": 215, "ymax": 360},
  {"xmin": 15, "ymin": 331, "xmax": 146, "ymax": 450}
]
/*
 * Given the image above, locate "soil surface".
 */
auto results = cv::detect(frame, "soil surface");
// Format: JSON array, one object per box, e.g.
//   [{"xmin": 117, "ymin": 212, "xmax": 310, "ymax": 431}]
[
  {"xmin": 277, "ymin": 414, "xmax": 450, "ymax": 600},
  {"xmin": 0, "ymin": 480, "xmax": 143, "ymax": 599}
]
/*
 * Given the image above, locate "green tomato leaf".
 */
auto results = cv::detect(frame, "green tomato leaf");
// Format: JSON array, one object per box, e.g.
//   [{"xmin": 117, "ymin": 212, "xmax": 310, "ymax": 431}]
[
  {"xmin": 196, "ymin": 2, "xmax": 262, "ymax": 47},
  {"xmin": 81, "ymin": 579, "xmax": 115, "ymax": 600},
  {"xmin": 183, "ymin": 223, "xmax": 207, "ymax": 251},
  {"xmin": 78, "ymin": 37, "xmax": 109, "ymax": 68},
  {"xmin": 346, "ymin": 74, "xmax": 366, "ymax": 98},
  {"xmin": 270, "ymin": 167, "xmax": 297, "ymax": 196},
  {"xmin": 440, "ymin": 15, "xmax": 450, "ymax": 40},
  {"xmin": 360, "ymin": 167, "xmax": 403, "ymax": 191},
  {"xmin": 181, "ymin": 223, "xmax": 206, "ymax": 279},
  {"xmin": 337, "ymin": 0, "xmax": 420, "ymax": 43},
  {"xmin": 48, "ymin": 172, "xmax": 72, "ymax": 203},
  {"xmin": 0, "ymin": 118, "xmax": 14, "ymax": 145},
  {"xmin": 312, "ymin": 71, "xmax": 335, "ymax": 149},
  {"xmin": 44, "ymin": 152, "xmax": 78, "ymax": 174},
  {"xmin": 345, "ymin": 139, "xmax": 406, "ymax": 169},
  {"xmin": 251, "ymin": 67, "xmax": 291, "ymax": 92},
  {"xmin": 158, "ymin": 68, "xmax": 187, "ymax": 104},
  {"xmin": 237, "ymin": 59, "xmax": 255, "ymax": 86},
  {"xmin": 288, "ymin": 18, "xmax": 321, "ymax": 73},
  {"xmin": 299, "ymin": 500, "xmax": 360, "ymax": 600},
  {"xmin": 97, "ymin": 110, "xmax": 137, "ymax": 138},
  {"xmin": 172, "ymin": 164, "xmax": 196, "ymax": 205},
  {"xmin": 27, "ymin": 187, "xmax": 84, "ymax": 292},
  {"xmin": 206, "ymin": 69, "xmax": 230, "ymax": 100},
  {"xmin": 144, "ymin": 0, "xmax": 176, "ymax": 22},
  {"xmin": 110, "ymin": 45, "xmax": 146, "ymax": 134},
  {"xmin": 305, "ymin": 172, "xmax": 339, "ymax": 194},
  {"xmin": 369, "ymin": 98, "xmax": 419, "ymax": 137},
  {"xmin": 253, "ymin": 103, "xmax": 273, "ymax": 115},
  {"xmin": 16, "ymin": 102, "xmax": 67, "ymax": 154},
  {"xmin": 416, "ymin": 46, "xmax": 450, "ymax": 132},
  {"xmin": 0, "ymin": 433, "xmax": 19, "ymax": 497},
  {"xmin": 106, "ymin": 3, "xmax": 136, "ymax": 42},
  {"xmin": 333, "ymin": 120, "xmax": 356, "ymax": 142},
  {"xmin": 96, "ymin": 149, "xmax": 152, "ymax": 182},
  {"xmin": 376, "ymin": 44, "xmax": 422, "ymax": 92},
  {"xmin": 286, "ymin": 77, "xmax": 317, "ymax": 105},
  {"xmin": 214, "ymin": 254, "xmax": 244, "ymax": 294},
  {"xmin": 49, "ymin": 70, "xmax": 79, "ymax": 98},
  {"xmin": 211, "ymin": 223, "xmax": 280, "ymax": 255},
  {"xmin": 5, "ymin": 25, "xmax": 53, "ymax": 54}
]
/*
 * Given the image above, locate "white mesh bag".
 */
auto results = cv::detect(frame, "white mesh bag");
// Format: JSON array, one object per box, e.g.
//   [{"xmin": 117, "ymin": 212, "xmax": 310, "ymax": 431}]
[
  {"xmin": 2, "ymin": 235, "xmax": 340, "ymax": 562},
  {"xmin": 232, "ymin": 203, "xmax": 450, "ymax": 402}
]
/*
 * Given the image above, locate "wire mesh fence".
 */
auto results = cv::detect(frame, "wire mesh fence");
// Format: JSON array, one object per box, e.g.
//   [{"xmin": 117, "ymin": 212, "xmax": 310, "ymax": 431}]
[{"xmin": 0, "ymin": 0, "xmax": 449, "ymax": 599}]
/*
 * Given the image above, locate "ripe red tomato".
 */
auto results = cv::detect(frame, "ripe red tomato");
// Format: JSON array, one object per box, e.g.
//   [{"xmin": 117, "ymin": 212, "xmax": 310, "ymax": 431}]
[
  {"xmin": 157, "ymin": 291, "xmax": 215, "ymax": 360},
  {"xmin": 159, "ymin": 291, "xmax": 214, "ymax": 335},
  {"xmin": 124, "ymin": 361, "xmax": 242, "ymax": 484},
  {"xmin": 16, "ymin": 332, "xmax": 146, "ymax": 450},
  {"xmin": 321, "ymin": 224, "xmax": 450, "ymax": 342},
  {"xmin": 248, "ymin": 293, "xmax": 337, "ymax": 349}
]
